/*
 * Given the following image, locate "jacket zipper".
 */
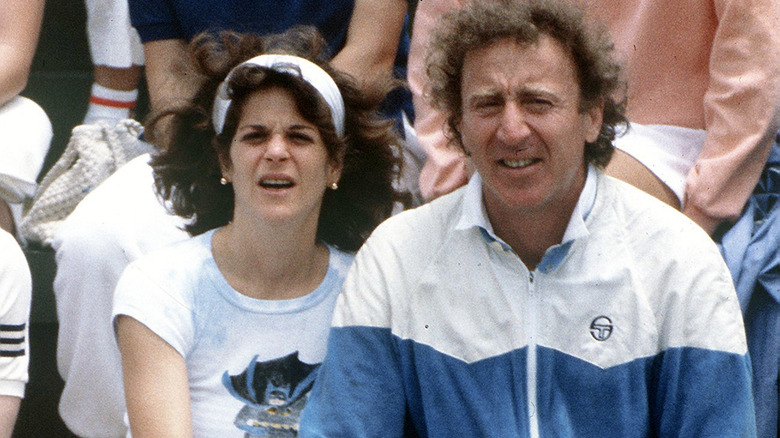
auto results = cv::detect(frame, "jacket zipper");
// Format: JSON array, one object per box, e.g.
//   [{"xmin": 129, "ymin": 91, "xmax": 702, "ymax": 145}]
[{"xmin": 527, "ymin": 271, "xmax": 539, "ymax": 438}]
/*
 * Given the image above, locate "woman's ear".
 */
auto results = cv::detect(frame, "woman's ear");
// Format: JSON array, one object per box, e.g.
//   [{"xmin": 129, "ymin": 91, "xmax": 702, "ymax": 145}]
[
  {"xmin": 218, "ymin": 150, "xmax": 233, "ymax": 182},
  {"xmin": 327, "ymin": 153, "xmax": 344, "ymax": 187}
]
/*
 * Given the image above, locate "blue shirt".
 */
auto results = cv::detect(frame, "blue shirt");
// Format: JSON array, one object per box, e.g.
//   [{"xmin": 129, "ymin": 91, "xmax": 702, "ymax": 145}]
[{"xmin": 128, "ymin": 0, "xmax": 413, "ymax": 122}]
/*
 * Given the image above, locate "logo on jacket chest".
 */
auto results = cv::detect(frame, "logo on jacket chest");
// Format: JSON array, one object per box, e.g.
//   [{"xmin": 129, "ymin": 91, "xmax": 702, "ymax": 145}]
[{"xmin": 590, "ymin": 316, "xmax": 613, "ymax": 341}]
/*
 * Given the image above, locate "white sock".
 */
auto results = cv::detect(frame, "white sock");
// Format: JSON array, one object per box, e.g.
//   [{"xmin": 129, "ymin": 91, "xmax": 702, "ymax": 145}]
[{"xmin": 83, "ymin": 83, "xmax": 138, "ymax": 125}]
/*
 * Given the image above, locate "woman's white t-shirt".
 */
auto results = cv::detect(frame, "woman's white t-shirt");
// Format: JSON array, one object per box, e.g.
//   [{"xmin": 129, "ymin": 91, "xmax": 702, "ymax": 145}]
[{"xmin": 113, "ymin": 228, "xmax": 354, "ymax": 437}]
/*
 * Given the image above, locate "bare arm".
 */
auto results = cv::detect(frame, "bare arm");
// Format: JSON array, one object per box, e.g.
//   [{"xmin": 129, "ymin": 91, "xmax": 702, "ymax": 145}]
[
  {"xmin": 0, "ymin": 396, "xmax": 20, "ymax": 438},
  {"xmin": 683, "ymin": 0, "xmax": 780, "ymax": 233},
  {"xmin": 407, "ymin": 0, "xmax": 471, "ymax": 200},
  {"xmin": 331, "ymin": 0, "xmax": 408, "ymax": 89},
  {"xmin": 0, "ymin": 0, "xmax": 44, "ymax": 106},
  {"xmin": 143, "ymin": 38, "xmax": 202, "ymax": 113},
  {"xmin": 142, "ymin": 38, "xmax": 204, "ymax": 146},
  {"xmin": 117, "ymin": 315, "xmax": 192, "ymax": 438}
]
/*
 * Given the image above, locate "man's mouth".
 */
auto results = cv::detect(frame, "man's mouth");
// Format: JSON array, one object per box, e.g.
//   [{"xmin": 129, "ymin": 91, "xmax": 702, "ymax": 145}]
[{"xmin": 501, "ymin": 158, "xmax": 537, "ymax": 169}]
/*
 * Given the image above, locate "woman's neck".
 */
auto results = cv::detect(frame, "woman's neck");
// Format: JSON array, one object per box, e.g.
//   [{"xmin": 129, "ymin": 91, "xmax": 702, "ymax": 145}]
[{"xmin": 211, "ymin": 217, "xmax": 329, "ymax": 301}]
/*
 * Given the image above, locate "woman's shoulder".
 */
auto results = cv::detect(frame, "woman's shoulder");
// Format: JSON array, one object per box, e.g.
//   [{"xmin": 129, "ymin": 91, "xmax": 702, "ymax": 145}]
[
  {"xmin": 114, "ymin": 231, "xmax": 218, "ymax": 325},
  {"xmin": 126, "ymin": 229, "xmax": 215, "ymax": 282}
]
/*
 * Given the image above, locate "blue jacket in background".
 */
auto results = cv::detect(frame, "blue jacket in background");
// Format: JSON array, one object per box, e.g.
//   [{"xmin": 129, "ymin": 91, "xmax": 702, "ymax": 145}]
[{"xmin": 720, "ymin": 137, "xmax": 780, "ymax": 438}]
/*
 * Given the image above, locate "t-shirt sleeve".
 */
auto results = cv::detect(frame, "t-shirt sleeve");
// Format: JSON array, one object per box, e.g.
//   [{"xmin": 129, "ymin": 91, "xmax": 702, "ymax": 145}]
[
  {"xmin": 112, "ymin": 263, "xmax": 196, "ymax": 358},
  {"xmin": 0, "ymin": 233, "xmax": 31, "ymax": 398},
  {"xmin": 128, "ymin": 0, "xmax": 183, "ymax": 43}
]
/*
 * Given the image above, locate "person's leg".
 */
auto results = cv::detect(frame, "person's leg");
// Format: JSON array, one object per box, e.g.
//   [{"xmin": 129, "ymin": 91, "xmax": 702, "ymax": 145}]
[
  {"xmin": 0, "ymin": 200, "xmax": 13, "ymax": 236},
  {"xmin": 53, "ymin": 155, "xmax": 188, "ymax": 437},
  {"xmin": 93, "ymin": 64, "xmax": 141, "ymax": 91},
  {"xmin": 83, "ymin": 0, "xmax": 145, "ymax": 125},
  {"xmin": 0, "ymin": 97, "xmax": 52, "ymax": 237},
  {"xmin": 83, "ymin": 65, "xmax": 142, "ymax": 124},
  {"xmin": 605, "ymin": 149, "xmax": 681, "ymax": 209},
  {"xmin": 607, "ymin": 123, "xmax": 708, "ymax": 211}
]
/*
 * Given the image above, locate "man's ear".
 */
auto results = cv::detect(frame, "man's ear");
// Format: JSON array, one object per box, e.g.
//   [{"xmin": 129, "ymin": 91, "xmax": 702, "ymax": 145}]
[
  {"xmin": 583, "ymin": 99, "xmax": 604, "ymax": 143},
  {"xmin": 454, "ymin": 115, "xmax": 471, "ymax": 156}
]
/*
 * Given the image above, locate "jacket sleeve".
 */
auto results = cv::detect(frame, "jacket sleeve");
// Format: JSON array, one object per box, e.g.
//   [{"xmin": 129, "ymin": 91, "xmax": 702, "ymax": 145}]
[
  {"xmin": 299, "ymin": 234, "xmax": 408, "ymax": 438},
  {"xmin": 683, "ymin": 0, "xmax": 780, "ymax": 232},
  {"xmin": 651, "ymin": 348, "xmax": 756, "ymax": 437},
  {"xmin": 646, "ymin": 229, "xmax": 757, "ymax": 437}
]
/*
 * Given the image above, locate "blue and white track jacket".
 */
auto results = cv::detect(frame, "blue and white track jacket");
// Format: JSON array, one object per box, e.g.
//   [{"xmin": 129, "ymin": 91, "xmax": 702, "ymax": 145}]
[{"xmin": 300, "ymin": 170, "xmax": 755, "ymax": 437}]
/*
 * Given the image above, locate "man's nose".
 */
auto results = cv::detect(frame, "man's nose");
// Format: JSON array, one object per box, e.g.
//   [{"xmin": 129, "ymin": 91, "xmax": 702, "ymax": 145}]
[{"xmin": 496, "ymin": 102, "xmax": 531, "ymax": 144}]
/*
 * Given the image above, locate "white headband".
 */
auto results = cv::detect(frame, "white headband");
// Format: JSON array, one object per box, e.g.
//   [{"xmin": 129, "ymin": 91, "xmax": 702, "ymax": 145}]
[{"xmin": 212, "ymin": 54, "xmax": 345, "ymax": 137}]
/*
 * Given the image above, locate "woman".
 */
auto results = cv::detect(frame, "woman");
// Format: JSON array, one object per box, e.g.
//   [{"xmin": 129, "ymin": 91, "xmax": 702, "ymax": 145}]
[{"xmin": 112, "ymin": 27, "xmax": 402, "ymax": 437}]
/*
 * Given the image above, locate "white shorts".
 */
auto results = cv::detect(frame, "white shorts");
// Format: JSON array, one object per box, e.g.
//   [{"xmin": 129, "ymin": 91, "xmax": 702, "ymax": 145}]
[
  {"xmin": 613, "ymin": 122, "xmax": 706, "ymax": 206},
  {"xmin": 85, "ymin": 0, "xmax": 145, "ymax": 67},
  {"xmin": 0, "ymin": 97, "xmax": 52, "ymax": 225},
  {"xmin": 54, "ymin": 154, "xmax": 188, "ymax": 436},
  {"xmin": 0, "ymin": 97, "xmax": 52, "ymax": 202}
]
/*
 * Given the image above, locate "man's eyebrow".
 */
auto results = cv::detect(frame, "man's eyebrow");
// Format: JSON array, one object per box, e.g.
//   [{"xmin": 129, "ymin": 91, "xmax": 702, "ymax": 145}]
[
  {"xmin": 465, "ymin": 86, "xmax": 561, "ymax": 102},
  {"xmin": 464, "ymin": 90, "xmax": 503, "ymax": 104},
  {"xmin": 516, "ymin": 86, "xmax": 560, "ymax": 100}
]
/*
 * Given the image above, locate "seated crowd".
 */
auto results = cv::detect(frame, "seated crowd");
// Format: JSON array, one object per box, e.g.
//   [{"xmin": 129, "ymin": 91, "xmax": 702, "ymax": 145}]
[{"xmin": 2, "ymin": 0, "xmax": 779, "ymax": 437}]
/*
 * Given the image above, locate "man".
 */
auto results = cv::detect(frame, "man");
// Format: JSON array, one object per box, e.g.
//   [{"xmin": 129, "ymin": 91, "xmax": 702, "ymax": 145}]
[{"xmin": 299, "ymin": 1, "xmax": 755, "ymax": 436}]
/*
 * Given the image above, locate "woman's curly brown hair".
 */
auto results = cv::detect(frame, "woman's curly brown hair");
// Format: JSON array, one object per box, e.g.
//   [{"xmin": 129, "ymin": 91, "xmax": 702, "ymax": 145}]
[
  {"xmin": 425, "ymin": 0, "xmax": 628, "ymax": 167},
  {"xmin": 147, "ymin": 26, "xmax": 405, "ymax": 251}
]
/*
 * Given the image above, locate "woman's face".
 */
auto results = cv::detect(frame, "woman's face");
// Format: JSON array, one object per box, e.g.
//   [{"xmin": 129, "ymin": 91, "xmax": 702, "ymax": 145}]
[{"xmin": 222, "ymin": 86, "xmax": 342, "ymax": 227}]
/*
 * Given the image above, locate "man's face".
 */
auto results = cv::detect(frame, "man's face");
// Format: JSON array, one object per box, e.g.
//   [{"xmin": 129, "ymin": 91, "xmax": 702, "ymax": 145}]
[{"xmin": 459, "ymin": 36, "xmax": 602, "ymax": 221}]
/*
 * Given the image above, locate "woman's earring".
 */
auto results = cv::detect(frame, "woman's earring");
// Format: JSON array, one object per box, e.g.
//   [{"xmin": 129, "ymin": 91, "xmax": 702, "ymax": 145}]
[
  {"xmin": 220, "ymin": 177, "xmax": 229, "ymax": 185},
  {"xmin": 330, "ymin": 182, "xmax": 339, "ymax": 190}
]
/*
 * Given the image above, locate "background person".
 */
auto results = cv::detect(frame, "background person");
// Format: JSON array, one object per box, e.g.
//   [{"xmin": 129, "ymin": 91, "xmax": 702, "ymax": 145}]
[
  {"xmin": 114, "ymin": 27, "xmax": 402, "ymax": 437},
  {"xmin": 0, "ymin": 0, "xmax": 53, "ymax": 236},
  {"xmin": 0, "ymin": 229, "xmax": 32, "ymax": 437},
  {"xmin": 81, "ymin": 0, "xmax": 144, "ymax": 126},
  {"xmin": 408, "ymin": 0, "xmax": 780, "ymax": 236},
  {"xmin": 131, "ymin": 0, "xmax": 413, "ymax": 135},
  {"xmin": 300, "ymin": 1, "xmax": 755, "ymax": 436}
]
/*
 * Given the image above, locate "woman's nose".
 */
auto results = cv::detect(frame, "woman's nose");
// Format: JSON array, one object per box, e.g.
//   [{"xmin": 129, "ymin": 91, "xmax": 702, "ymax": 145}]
[{"xmin": 264, "ymin": 135, "xmax": 291, "ymax": 161}]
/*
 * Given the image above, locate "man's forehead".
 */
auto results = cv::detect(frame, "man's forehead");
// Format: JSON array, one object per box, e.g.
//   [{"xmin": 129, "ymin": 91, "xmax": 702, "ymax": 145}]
[{"xmin": 460, "ymin": 36, "xmax": 580, "ymax": 96}]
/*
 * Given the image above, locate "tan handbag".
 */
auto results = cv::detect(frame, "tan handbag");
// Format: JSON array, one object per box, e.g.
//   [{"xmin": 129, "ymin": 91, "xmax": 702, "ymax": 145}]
[{"xmin": 18, "ymin": 119, "xmax": 153, "ymax": 246}]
